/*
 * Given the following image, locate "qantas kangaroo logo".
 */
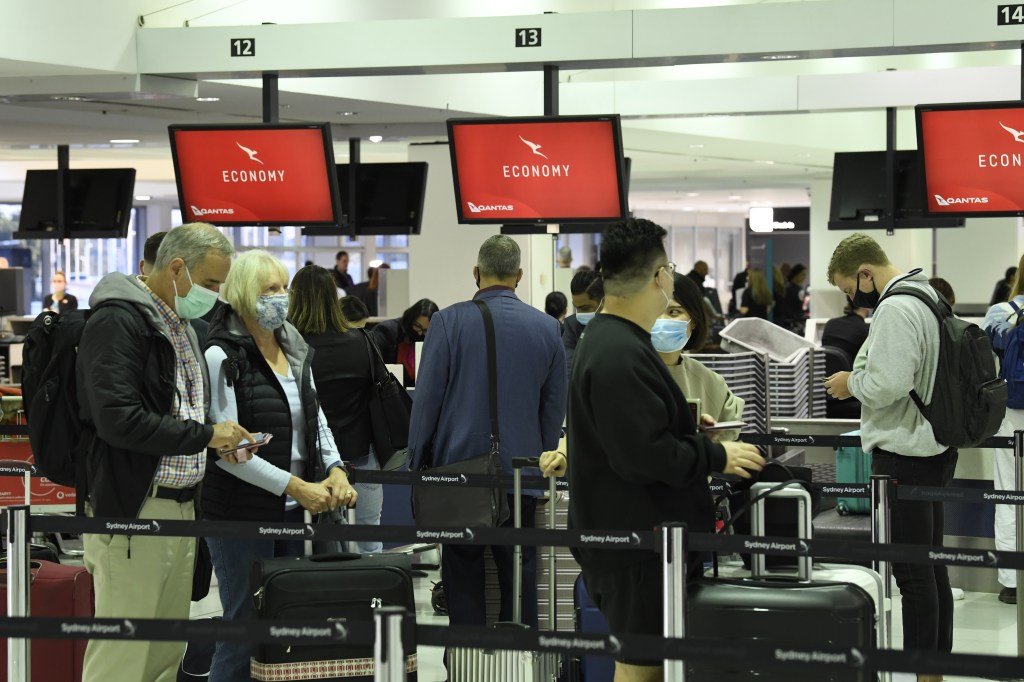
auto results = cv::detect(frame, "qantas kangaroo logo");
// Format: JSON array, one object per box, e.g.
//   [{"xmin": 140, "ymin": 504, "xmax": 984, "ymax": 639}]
[
  {"xmin": 999, "ymin": 122, "xmax": 1024, "ymax": 144},
  {"xmin": 519, "ymin": 135, "xmax": 548, "ymax": 159},
  {"xmin": 236, "ymin": 142, "xmax": 265, "ymax": 165}
]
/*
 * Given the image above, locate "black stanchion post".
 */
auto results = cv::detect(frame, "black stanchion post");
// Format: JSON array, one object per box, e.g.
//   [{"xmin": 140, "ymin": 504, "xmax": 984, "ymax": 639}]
[
  {"xmin": 871, "ymin": 473, "xmax": 894, "ymax": 676},
  {"xmin": 662, "ymin": 522, "xmax": 687, "ymax": 681},
  {"xmin": 1015, "ymin": 430, "xmax": 1024, "ymax": 657},
  {"xmin": 374, "ymin": 606, "xmax": 407, "ymax": 682},
  {"xmin": 6, "ymin": 505, "xmax": 30, "ymax": 682}
]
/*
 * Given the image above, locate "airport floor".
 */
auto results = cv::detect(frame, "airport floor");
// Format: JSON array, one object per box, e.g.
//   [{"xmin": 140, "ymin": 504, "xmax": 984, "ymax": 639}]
[{"xmin": 189, "ymin": 567, "xmax": 1022, "ymax": 682}]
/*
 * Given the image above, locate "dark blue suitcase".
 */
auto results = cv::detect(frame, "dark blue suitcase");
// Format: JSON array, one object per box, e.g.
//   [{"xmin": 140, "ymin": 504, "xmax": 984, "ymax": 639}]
[{"xmin": 573, "ymin": 575, "xmax": 614, "ymax": 682}]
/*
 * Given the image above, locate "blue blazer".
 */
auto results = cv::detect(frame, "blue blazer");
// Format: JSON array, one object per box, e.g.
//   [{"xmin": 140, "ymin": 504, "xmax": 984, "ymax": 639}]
[{"xmin": 407, "ymin": 288, "xmax": 567, "ymax": 493}]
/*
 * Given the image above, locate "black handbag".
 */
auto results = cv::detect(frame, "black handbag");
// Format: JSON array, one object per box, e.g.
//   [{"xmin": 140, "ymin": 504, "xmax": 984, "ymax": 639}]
[
  {"xmin": 412, "ymin": 300, "xmax": 510, "ymax": 528},
  {"xmin": 361, "ymin": 328, "xmax": 413, "ymax": 466}
]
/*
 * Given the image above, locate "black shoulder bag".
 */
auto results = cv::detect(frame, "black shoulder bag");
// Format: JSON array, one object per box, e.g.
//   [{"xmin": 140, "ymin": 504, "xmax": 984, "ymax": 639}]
[
  {"xmin": 361, "ymin": 328, "xmax": 413, "ymax": 468},
  {"xmin": 411, "ymin": 300, "xmax": 510, "ymax": 528}
]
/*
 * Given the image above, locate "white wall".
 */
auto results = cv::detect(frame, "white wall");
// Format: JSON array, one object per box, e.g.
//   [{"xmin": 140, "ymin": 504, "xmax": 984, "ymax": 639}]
[
  {"xmin": 407, "ymin": 143, "xmax": 497, "ymax": 310},
  {"xmin": 935, "ymin": 218, "xmax": 1020, "ymax": 305}
]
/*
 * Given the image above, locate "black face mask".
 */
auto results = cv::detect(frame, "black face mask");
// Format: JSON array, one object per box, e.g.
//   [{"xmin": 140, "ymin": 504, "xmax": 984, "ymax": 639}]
[{"xmin": 851, "ymin": 276, "xmax": 880, "ymax": 309}]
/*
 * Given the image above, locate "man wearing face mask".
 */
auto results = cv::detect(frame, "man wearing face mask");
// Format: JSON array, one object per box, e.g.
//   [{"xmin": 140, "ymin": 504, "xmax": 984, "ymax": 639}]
[
  {"xmin": 562, "ymin": 268, "xmax": 605, "ymax": 379},
  {"xmin": 203, "ymin": 250, "xmax": 356, "ymax": 680},
  {"xmin": 568, "ymin": 219, "xmax": 764, "ymax": 682},
  {"xmin": 76, "ymin": 223, "xmax": 253, "ymax": 682},
  {"xmin": 141, "ymin": 231, "xmax": 212, "ymax": 347},
  {"xmin": 823, "ymin": 234, "xmax": 954, "ymax": 680},
  {"xmin": 408, "ymin": 235, "xmax": 567, "ymax": 638}
]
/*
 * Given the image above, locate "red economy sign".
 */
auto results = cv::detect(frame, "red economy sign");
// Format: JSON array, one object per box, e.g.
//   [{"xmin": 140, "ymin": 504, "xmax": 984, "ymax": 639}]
[
  {"xmin": 919, "ymin": 105, "xmax": 1024, "ymax": 215},
  {"xmin": 448, "ymin": 117, "xmax": 626, "ymax": 223},
  {"xmin": 170, "ymin": 125, "xmax": 339, "ymax": 226}
]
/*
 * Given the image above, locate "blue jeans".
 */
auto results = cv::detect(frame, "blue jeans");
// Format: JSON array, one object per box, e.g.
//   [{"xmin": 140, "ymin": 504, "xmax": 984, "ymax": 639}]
[
  {"xmin": 351, "ymin": 451, "xmax": 384, "ymax": 554},
  {"xmin": 207, "ymin": 508, "xmax": 304, "ymax": 682}
]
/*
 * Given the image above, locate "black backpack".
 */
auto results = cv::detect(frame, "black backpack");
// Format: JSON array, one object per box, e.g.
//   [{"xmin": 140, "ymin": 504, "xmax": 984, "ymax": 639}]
[
  {"xmin": 21, "ymin": 309, "xmax": 93, "ymax": 489},
  {"xmin": 879, "ymin": 286, "xmax": 1007, "ymax": 448}
]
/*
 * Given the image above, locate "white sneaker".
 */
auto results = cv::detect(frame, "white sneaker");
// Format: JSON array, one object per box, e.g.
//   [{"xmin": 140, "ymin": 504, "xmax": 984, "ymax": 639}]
[{"xmin": 951, "ymin": 587, "xmax": 965, "ymax": 601}]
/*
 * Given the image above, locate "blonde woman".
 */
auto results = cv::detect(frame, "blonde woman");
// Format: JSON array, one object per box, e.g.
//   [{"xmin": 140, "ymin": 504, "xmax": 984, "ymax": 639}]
[{"xmin": 739, "ymin": 268, "xmax": 773, "ymax": 319}]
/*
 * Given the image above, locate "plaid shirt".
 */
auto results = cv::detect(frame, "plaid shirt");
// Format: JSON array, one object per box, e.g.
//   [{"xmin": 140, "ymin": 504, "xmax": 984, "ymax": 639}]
[{"xmin": 141, "ymin": 280, "xmax": 207, "ymax": 487}]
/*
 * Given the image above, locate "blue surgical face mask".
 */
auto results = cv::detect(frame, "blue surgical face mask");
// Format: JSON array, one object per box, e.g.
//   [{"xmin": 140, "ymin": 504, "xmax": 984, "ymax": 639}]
[
  {"xmin": 651, "ymin": 318, "xmax": 690, "ymax": 354},
  {"xmin": 576, "ymin": 312, "xmax": 596, "ymax": 326},
  {"xmin": 256, "ymin": 293, "xmax": 290, "ymax": 331},
  {"xmin": 173, "ymin": 266, "xmax": 220, "ymax": 320}
]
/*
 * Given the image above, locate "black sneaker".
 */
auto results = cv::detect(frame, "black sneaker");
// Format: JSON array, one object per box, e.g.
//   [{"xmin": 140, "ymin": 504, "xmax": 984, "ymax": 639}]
[{"xmin": 998, "ymin": 587, "xmax": 1017, "ymax": 604}]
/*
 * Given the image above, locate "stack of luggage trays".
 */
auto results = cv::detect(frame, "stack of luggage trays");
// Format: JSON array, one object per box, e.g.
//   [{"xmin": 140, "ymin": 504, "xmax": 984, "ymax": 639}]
[{"xmin": 689, "ymin": 482, "xmax": 879, "ymax": 681}]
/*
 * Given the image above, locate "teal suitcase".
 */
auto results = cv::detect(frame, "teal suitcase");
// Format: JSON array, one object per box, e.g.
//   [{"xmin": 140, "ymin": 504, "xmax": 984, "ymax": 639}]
[{"xmin": 836, "ymin": 430, "xmax": 871, "ymax": 515}]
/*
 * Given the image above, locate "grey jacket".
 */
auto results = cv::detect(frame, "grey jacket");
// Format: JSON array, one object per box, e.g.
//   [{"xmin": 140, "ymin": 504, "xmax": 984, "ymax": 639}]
[{"xmin": 847, "ymin": 270, "xmax": 945, "ymax": 457}]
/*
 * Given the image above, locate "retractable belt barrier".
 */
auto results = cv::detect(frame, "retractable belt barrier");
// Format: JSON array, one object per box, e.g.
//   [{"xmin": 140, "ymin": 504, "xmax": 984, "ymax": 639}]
[
  {"xmin": 21, "ymin": 513, "xmax": 1024, "ymax": 569},
  {"xmin": 0, "ymin": 611, "xmax": 1020, "ymax": 678}
]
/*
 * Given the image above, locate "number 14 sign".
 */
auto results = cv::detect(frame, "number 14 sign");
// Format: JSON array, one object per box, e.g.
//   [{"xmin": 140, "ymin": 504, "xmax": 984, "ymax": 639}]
[{"xmin": 998, "ymin": 5, "xmax": 1024, "ymax": 24}]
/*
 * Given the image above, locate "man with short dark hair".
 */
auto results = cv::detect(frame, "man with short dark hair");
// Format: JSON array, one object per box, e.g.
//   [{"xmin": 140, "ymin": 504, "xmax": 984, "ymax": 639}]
[
  {"xmin": 562, "ymin": 268, "xmax": 604, "ymax": 378},
  {"xmin": 408, "ymin": 234, "xmax": 566, "ymax": 634},
  {"xmin": 332, "ymin": 250, "xmax": 355, "ymax": 291},
  {"xmin": 569, "ymin": 219, "xmax": 763, "ymax": 682}
]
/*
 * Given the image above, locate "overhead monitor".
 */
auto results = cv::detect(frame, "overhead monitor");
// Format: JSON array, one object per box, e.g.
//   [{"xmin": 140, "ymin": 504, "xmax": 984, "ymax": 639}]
[
  {"xmin": 917, "ymin": 101, "xmax": 1024, "ymax": 217},
  {"xmin": 339, "ymin": 162, "xmax": 428, "ymax": 235},
  {"xmin": 14, "ymin": 168, "xmax": 136, "ymax": 239},
  {"xmin": 447, "ymin": 115, "xmax": 628, "ymax": 225},
  {"xmin": 169, "ymin": 123, "xmax": 342, "ymax": 227},
  {"xmin": 828, "ymin": 150, "xmax": 963, "ymax": 230}
]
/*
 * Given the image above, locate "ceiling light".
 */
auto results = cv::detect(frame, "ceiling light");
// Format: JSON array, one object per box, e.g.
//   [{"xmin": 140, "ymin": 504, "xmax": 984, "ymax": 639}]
[
  {"xmin": 110, "ymin": 139, "xmax": 139, "ymax": 144},
  {"xmin": 368, "ymin": 135, "xmax": 383, "ymax": 143},
  {"xmin": 754, "ymin": 160, "xmax": 775, "ymax": 165},
  {"xmin": 688, "ymin": 144, "xmax": 705, "ymax": 149},
  {"xmin": 196, "ymin": 96, "xmax": 220, "ymax": 102},
  {"xmin": 339, "ymin": 111, "xmax": 356, "ymax": 117},
  {"xmin": 134, "ymin": 195, "xmax": 151, "ymax": 201},
  {"xmin": 50, "ymin": 96, "xmax": 85, "ymax": 102},
  {"xmin": 761, "ymin": 54, "xmax": 799, "ymax": 61},
  {"xmin": 728, "ymin": 195, "xmax": 743, "ymax": 201},
  {"xmin": 686, "ymin": 192, "xmax": 700, "ymax": 197},
  {"xmin": 683, "ymin": 207, "xmax": 694, "ymax": 212},
  {"xmin": 718, "ymin": 208, "xmax": 728, "ymax": 212}
]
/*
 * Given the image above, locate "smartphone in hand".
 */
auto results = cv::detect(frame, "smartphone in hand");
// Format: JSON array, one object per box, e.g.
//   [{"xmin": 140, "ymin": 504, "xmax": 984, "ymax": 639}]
[{"xmin": 218, "ymin": 432, "xmax": 272, "ymax": 461}]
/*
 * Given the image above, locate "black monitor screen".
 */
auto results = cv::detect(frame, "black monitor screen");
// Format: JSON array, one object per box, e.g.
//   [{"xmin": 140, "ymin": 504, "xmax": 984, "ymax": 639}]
[
  {"xmin": 828, "ymin": 151, "xmax": 962, "ymax": 229},
  {"xmin": 339, "ymin": 162, "xmax": 428, "ymax": 235},
  {"xmin": 15, "ymin": 168, "xmax": 136, "ymax": 239}
]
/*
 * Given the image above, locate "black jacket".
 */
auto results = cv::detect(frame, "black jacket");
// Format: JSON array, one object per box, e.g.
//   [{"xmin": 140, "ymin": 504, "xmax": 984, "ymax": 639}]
[
  {"xmin": 371, "ymin": 318, "xmax": 404, "ymax": 365},
  {"xmin": 77, "ymin": 274, "xmax": 213, "ymax": 519},
  {"xmin": 203, "ymin": 307, "xmax": 324, "ymax": 522},
  {"xmin": 302, "ymin": 328, "xmax": 374, "ymax": 463},
  {"xmin": 561, "ymin": 314, "xmax": 585, "ymax": 379},
  {"xmin": 821, "ymin": 312, "xmax": 869, "ymax": 363},
  {"xmin": 332, "ymin": 268, "xmax": 355, "ymax": 291},
  {"xmin": 567, "ymin": 314, "xmax": 726, "ymax": 576}
]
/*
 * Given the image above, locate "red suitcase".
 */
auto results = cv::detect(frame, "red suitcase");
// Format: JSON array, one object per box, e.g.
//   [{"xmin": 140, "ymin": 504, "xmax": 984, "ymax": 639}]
[{"xmin": 0, "ymin": 559, "xmax": 94, "ymax": 682}]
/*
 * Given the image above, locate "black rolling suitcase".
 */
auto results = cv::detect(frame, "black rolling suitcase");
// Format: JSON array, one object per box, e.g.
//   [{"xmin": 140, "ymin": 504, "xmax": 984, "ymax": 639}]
[
  {"xmin": 688, "ymin": 482, "xmax": 876, "ymax": 681},
  {"xmin": 249, "ymin": 553, "xmax": 417, "ymax": 681}
]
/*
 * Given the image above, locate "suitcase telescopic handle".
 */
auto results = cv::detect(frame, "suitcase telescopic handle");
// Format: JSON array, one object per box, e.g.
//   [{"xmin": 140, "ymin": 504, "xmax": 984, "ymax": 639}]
[{"xmin": 511, "ymin": 457, "xmax": 539, "ymax": 469}]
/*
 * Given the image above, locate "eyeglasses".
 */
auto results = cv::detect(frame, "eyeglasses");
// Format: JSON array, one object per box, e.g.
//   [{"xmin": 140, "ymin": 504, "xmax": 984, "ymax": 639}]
[{"xmin": 656, "ymin": 262, "xmax": 677, "ymax": 278}]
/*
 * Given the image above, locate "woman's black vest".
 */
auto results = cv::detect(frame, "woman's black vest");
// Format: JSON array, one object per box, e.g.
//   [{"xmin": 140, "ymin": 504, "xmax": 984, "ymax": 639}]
[{"xmin": 202, "ymin": 312, "xmax": 323, "ymax": 521}]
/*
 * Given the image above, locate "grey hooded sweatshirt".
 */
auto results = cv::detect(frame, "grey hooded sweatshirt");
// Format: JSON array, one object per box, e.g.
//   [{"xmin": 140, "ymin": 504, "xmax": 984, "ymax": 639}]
[{"xmin": 847, "ymin": 269, "xmax": 946, "ymax": 457}]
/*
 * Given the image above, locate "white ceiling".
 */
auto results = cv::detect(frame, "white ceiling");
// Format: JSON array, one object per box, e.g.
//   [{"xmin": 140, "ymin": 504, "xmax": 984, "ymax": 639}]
[{"xmin": 0, "ymin": 2, "xmax": 1020, "ymax": 213}]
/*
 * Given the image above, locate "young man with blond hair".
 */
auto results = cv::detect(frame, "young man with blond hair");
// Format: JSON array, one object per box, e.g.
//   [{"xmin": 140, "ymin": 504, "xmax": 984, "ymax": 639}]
[{"xmin": 823, "ymin": 233, "xmax": 954, "ymax": 682}]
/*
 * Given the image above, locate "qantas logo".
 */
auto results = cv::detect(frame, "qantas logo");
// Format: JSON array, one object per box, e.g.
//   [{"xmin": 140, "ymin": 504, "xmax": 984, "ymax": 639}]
[
  {"xmin": 236, "ymin": 142, "xmax": 265, "ymax": 164},
  {"xmin": 467, "ymin": 201, "xmax": 514, "ymax": 213},
  {"xmin": 519, "ymin": 135, "xmax": 548, "ymax": 159},
  {"xmin": 934, "ymin": 195, "xmax": 989, "ymax": 206},
  {"xmin": 999, "ymin": 122, "xmax": 1024, "ymax": 144},
  {"xmin": 191, "ymin": 205, "xmax": 236, "ymax": 216}
]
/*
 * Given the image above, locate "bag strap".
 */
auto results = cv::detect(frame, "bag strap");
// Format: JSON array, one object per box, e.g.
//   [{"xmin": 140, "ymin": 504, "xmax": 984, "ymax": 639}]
[
  {"xmin": 473, "ymin": 300, "xmax": 500, "ymax": 448},
  {"xmin": 875, "ymin": 284, "xmax": 945, "ymax": 415},
  {"xmin": 360, "ymin": 329, "xmax": 389, "ymax": 386},
  {"xmin": 1009, "ymin": 300, "xmax": 1024, "ymax": 325}
]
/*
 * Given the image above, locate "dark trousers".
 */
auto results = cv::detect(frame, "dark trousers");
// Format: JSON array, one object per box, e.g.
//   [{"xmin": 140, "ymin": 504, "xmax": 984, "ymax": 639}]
[
  {"xmin": 442, "ymin": 494, "xmax": 538, "ymax": 628},
  {"xmin": 872, "ymin": 447, "xmax": 958, "ymax": 652}
]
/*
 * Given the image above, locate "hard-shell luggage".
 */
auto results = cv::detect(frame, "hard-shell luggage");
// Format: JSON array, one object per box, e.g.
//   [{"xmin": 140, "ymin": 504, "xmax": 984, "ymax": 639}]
[
  {"xmin": 0, "ymin": 559, "xmax": 94, "ymax": 682},
  {"xmin": 448, "ymin": 458, "xmax": 561, "ymax": 682},
  {"xmin": 249, "ymin": 553, "xmax": 417, "ymax": 681},
  {"xmin": 573, "ymin": 576, "xmax": 614, "ymax": 682},
  {"xmin": 690, "ymin": 482, "xmax": 876, "ymax": 681},
  {"xmin": 836, "ymin": 430, "xmax": 872, "ymax": 515}
]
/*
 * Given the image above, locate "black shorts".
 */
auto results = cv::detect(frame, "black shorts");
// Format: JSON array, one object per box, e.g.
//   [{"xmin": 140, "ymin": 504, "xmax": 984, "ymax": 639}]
[{"xmin": 583, "ymin": 559, "xmax": 663, "ymax": 665}]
